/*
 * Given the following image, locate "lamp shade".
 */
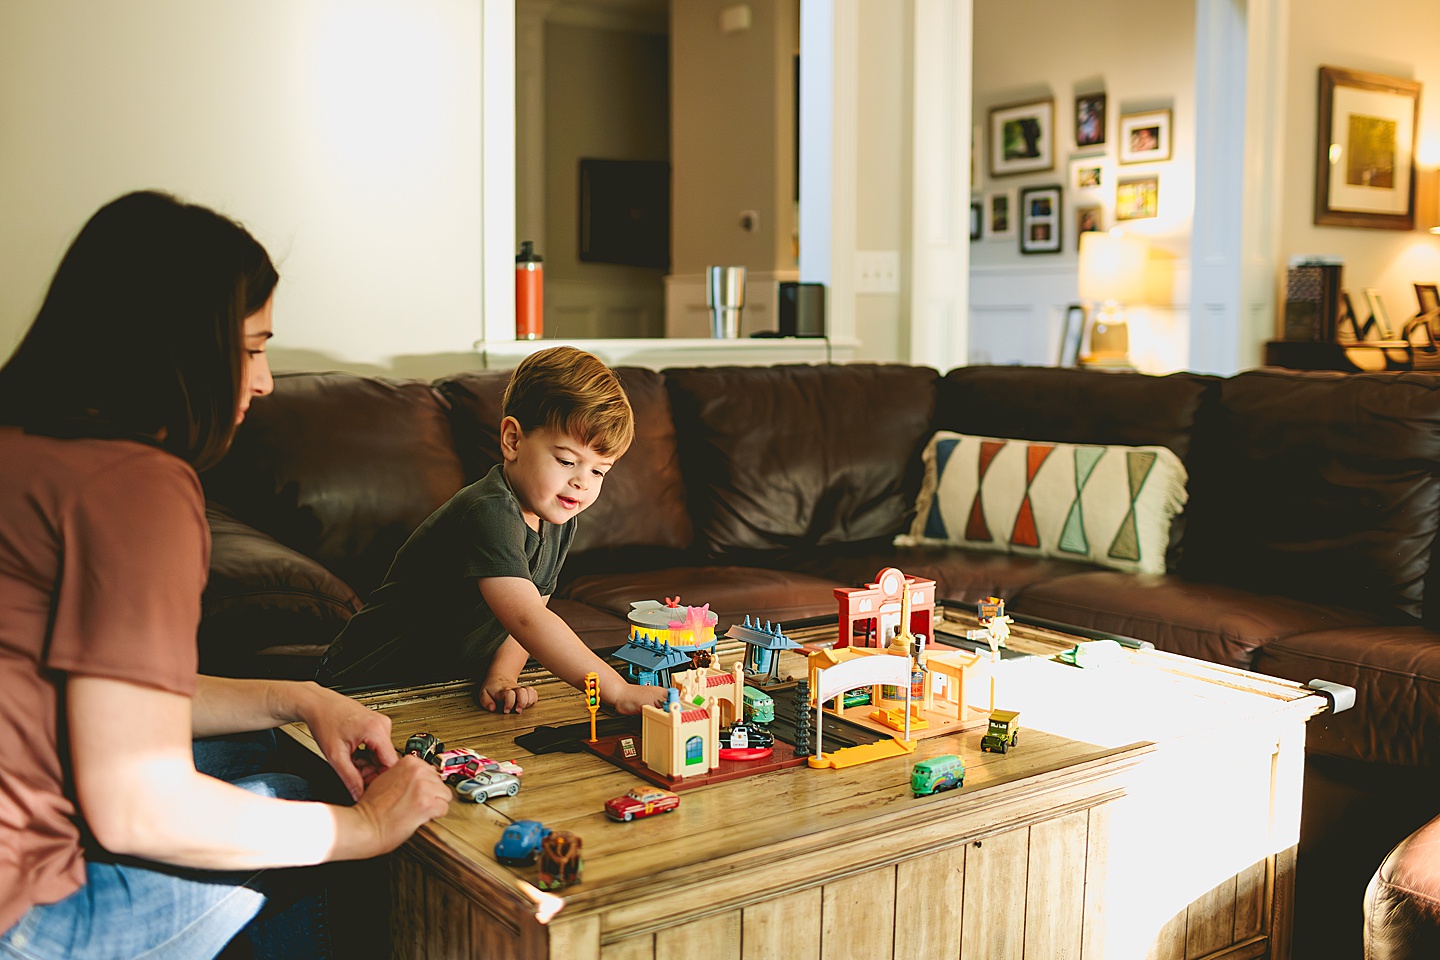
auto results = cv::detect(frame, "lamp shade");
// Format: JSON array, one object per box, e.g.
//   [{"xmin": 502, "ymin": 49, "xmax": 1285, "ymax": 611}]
[{"xmin": 1078, "ymin": 231, "xmax": 1149, "ymax": 303}]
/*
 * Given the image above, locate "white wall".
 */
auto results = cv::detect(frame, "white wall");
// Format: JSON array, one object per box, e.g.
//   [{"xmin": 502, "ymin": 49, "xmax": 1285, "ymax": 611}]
[
  {"xmin": 851, "ymin": 0, "xmax": 912, "ymax": 363},
  {"xmin": 970, "ymin": 0, "xmax": 1196, "ymax": 373},
  {"xmin": 0, "ymin": 0, "xmax": 488, "ymax": 376},
  {"xmin": 1280, "ymin": 0, "xmax": 1440, "ymax": 329}
]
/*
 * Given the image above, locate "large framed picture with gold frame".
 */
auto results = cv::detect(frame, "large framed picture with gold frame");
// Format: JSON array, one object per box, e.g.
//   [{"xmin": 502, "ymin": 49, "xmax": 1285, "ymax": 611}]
[{"xmin": 1314, "ymin": 66, "xmax": 1421, "ymax": 230}]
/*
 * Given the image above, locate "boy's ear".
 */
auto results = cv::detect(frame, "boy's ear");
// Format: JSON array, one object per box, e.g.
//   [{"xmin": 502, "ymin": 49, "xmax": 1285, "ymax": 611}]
[{"xmin": 499, "ymin": 416, "xmax": 524, "ymax": 461}]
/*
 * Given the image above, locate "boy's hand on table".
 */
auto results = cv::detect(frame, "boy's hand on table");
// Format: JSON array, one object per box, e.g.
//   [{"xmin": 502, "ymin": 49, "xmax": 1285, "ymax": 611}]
[
  {"xmin": 610, "ymin": 683, "xmax": 668, "ymax": 716},
  {"xmin": 477, "ymin": 670, "xmax": 539, "ymax": 714}
]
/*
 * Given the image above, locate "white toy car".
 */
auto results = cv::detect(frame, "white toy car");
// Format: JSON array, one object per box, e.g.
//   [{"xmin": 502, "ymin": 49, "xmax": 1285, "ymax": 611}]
[{"xmin": 454, "ymin": 770, "xmax": 521, "ymax": 803}]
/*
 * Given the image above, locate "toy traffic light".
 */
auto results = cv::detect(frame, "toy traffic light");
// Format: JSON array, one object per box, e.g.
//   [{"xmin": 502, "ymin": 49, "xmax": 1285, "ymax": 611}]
[{"xmin": 584, "ymin": 671, "xmax": 600, "ymax": 742}]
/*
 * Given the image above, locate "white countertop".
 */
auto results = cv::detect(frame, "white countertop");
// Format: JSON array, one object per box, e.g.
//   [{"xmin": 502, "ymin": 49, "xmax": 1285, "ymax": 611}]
[{"xmin": 474, "ymin": 336, "xmax": 860, "ymax": 370}]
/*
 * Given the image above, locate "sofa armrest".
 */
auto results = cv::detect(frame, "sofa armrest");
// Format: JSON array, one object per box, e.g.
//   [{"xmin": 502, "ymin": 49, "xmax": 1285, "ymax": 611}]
[
  {"xmin": 1365, "ymin": 813, "xmax": 1440, "ymax": 960},
  {"xmin": 201, "ymin": 505, "xmax": 361, "ymax": 678}
]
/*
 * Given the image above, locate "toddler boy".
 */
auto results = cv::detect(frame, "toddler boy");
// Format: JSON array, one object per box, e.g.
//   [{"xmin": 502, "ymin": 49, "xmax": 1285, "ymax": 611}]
[{"xmin": 318, "ymin": 347, "xmax": 666, "ymax": 715}]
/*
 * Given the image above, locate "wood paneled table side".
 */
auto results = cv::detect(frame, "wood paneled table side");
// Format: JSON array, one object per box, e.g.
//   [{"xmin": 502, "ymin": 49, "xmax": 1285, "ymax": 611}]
[{"xmin": 284, "ymin": 628, "xmax": 1327, "ymax": 960}]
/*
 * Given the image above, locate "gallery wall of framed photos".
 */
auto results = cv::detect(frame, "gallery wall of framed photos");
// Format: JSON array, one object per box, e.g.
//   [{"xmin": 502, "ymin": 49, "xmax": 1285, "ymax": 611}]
[{"xmin": 968, "ymin": 0, "xmax": 1198, "ymax": 375}]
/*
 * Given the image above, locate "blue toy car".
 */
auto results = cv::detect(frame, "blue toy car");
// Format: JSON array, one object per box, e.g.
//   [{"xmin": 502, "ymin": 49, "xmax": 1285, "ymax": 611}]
[{"xmin": 494, "ymin": 819, "xmax": 551, "ymax": 866}]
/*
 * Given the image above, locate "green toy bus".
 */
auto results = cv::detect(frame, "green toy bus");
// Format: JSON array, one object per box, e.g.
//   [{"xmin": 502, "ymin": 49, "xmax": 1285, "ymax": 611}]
[{"xmin": 742, "ymin": 685, "xmax": 775, "ymax": 724}]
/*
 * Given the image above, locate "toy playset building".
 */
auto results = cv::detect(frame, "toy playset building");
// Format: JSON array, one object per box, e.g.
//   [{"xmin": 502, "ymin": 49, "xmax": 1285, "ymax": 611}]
[
  {"xmin": 726, "ymin": 616, "xmax": 802, "ymax": 684},
  {"xmin": 613, "ymin": 599, "xmax": 719, "ymax": 686},
  {"xmin": 835, "ymin": 567, "xmax": 935, "ymax": 649}
]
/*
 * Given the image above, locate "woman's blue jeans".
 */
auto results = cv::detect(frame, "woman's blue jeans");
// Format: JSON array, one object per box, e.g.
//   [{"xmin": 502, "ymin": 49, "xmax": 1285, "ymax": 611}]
[{"xmin": 0, "ymin": 731, "xmax": 332, "ymax": 960}]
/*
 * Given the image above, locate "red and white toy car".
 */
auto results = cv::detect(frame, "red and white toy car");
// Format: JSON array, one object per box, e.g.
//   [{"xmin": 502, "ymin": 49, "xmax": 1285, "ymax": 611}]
[
  {"xmin": 604, "ymin": 787, "xmax": 680, "ymax": 822},
  {"xmin": 437, "ymin": 748, "xmax": 524, "ymax": 784}
]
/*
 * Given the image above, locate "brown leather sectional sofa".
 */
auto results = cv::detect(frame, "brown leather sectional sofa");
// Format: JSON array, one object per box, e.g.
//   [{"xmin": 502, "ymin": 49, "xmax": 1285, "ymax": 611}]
[{"xmin": 200, "ymin": 362, "xmax": 1440, "ymax": 956}]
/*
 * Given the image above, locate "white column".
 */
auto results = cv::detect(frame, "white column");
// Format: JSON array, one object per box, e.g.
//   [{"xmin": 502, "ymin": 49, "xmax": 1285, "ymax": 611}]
[
  {"xmin": 909, "ymin": 0, "xmax": 972, "ymax": 371},
  {"xmin": 799, "ymin": 0, "xmax": 857, "ymax": 346},
  {"xmin": 1190, "ymin": 0, "xmax": 1287, "ymax": 374},
  {"xmin": 481, "ymin": 0, "xmax": 518, "ymax": 342}
]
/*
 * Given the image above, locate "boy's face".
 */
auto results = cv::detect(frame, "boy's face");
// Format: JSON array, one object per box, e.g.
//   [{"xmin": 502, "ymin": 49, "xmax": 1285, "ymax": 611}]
[{"xmin": 500, "ymin": 418, "xmax": 617, "ymax": 530}]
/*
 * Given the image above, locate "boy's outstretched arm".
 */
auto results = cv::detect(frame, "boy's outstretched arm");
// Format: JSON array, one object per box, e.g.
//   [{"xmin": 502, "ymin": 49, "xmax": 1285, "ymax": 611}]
[{"xmin": 479, "ymin": 576, "xmax": 667, "ymax": 715}]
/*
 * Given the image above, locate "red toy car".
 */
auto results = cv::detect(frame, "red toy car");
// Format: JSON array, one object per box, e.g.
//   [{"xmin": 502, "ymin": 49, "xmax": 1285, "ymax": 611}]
[{"xmin": 604, "ymin": 786, "xmax": 680, "ymax": 822}]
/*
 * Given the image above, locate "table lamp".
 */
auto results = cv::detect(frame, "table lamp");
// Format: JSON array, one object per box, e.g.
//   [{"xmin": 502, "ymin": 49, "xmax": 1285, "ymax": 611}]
[{"xmin": 1077, "ymin": 229, "xmax": 1149, "ymax": 367}]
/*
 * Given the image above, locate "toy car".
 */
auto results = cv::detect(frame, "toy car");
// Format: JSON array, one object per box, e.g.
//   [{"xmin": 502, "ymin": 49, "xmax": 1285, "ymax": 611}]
[
  {"xmin": 911, "ymin": 754, "xmax": 965, "ymax": 796},
  {"xmin": 536, "ymin": 830, "xmax": 583, "ymax": 890},
  {"xmin": 604, "ymin": 787, "xmax": 680, "ymax": 822},
  {"xmin": 980, "ymin": 709, "xmax": 1021, "ymax": 754},
  {"xmin": 454, "ymin": 770, "xmax": 521, "ymax": 802},
  {"xmin": 436, "ymin": 748, "xmax": 484, "ymax": 783},
  {"xmin": 718, "ymin": 721, "xmax": 774, "ymax": 750},
  {"xmin": 437, "ymin": 749, "xmax": 525, "ymax": 784},
  {"xmin": 494, "ymin": 819, "xmax": 551, "ymax": 865},
  {"xmin": 403, "ymin": 731, "xmax": 444, "ymax": 765}
]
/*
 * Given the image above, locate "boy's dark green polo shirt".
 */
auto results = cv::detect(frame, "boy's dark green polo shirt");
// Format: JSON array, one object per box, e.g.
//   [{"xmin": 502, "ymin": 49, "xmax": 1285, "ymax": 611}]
[{"xmin": 318, "ymin": 464, "xmax": 574, "ymax": 687}]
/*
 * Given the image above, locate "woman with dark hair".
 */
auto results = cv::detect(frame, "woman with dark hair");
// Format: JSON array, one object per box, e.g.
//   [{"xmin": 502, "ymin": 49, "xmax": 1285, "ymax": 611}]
[{"xmin": 0, "ymin": 192, "xmax": 450, "ymax": 959}]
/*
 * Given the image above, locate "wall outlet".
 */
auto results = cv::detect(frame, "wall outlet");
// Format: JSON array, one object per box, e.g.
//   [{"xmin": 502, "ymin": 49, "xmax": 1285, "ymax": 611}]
[{"xmin": 855, "ymin": 250, "xmax": 901, "ymax": 294}]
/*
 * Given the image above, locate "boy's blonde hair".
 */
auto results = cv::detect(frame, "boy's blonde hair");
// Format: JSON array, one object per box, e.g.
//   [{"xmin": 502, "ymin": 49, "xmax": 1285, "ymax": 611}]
[{"xmin": 502, "ymin": 346, "xmax": 634, "ymax": 457}]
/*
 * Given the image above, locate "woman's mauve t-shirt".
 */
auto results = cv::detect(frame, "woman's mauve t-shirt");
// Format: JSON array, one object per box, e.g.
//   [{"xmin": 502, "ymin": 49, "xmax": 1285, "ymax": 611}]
[{"xmin": 0, "ymin": 427, "xmax": 205, "ymax": 935}]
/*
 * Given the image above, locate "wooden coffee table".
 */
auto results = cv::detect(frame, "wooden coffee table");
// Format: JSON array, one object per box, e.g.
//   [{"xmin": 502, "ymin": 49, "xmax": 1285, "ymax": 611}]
[{"xmin": 286, "ymin": 615, "xmax": 1327, "ymax": 960}]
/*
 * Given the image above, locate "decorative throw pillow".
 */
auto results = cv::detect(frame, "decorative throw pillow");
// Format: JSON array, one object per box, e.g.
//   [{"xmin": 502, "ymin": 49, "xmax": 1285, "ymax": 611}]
[{"xmin": 896, "ymin": 432, "xmax": 1189, "ymax": 575}]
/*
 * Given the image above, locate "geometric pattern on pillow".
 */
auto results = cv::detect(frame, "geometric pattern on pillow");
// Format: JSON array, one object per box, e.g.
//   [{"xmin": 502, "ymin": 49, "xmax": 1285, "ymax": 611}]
[{"xmin": 898, "ymin": 432, "xmax": 1189, "ymax": 575}]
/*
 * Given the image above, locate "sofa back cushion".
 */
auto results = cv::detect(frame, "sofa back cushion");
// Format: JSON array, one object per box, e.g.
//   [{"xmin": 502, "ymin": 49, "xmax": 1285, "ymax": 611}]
[
  {"xmin": 936, "ymin": 366, "xmax": 1215, "ymax": 459},
  {"xmin": 664, "ymin": 364, "xmax": 938, "ymax": 557},
  {"xmin": 1181, "ymin": 370, "xmax": 1440, "ymax": 624},
  {"xmin": 935, "ymin": 365, "xmax": 1215, "ymax": 568},
  {"xmin": 202, "ymin": 374, "xmax": 466, "ymax": 598},
  {"xmin": 435, "ymin": 367, "xmax": 693, "ymax": 564}
]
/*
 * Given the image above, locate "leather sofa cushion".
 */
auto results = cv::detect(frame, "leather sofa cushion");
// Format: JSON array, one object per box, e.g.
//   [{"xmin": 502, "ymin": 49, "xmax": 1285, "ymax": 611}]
[
  {"xmin": 1014, "ymin": 571, "xmax": 1380, "ymax": 669},
  {"xmin": 664, "ymin": 364, "xmax": 938, "ymax": 556},
  {"xmin": 1255, "ymin": 626, "xmax": 1440, "ymax": 768},
  {"xmin": 436, "ymin": 367, "xmax": 693, "ymax": 557},
  {"xmin": 202, "ymin": 374, "xmax": 466, "ymax": 598},
  {"xmin": 201, "ymin": 505, "xmax": 360, "ymax": 677},
  {"xmin": 1182, "ymin": 370, "xmax": 1440, "ymax": 625},
  {"xmin": 560, "ymin": 566, "xmax": 843, "ymax": 632},
  {"xmin": 786, "ymin": 539, "xmax": 1100, "ymax": 606}
]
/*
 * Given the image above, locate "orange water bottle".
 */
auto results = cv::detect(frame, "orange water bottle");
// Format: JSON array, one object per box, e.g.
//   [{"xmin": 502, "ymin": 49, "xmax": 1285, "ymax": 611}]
[{"xmin": 515, "ymin": 241, "xmax": 543, "ymax": 340}]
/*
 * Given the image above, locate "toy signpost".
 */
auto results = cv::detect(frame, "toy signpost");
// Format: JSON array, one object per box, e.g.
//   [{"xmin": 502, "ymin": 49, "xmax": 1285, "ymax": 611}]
[{"xmin": 584, "ymin": 671, "xmax": 600, "ymax": 742}]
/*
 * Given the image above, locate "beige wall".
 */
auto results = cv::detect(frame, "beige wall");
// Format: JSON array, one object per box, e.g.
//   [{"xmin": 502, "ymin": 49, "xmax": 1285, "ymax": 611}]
[
  {"xmin": 669, "ymin": 0, "xmax": 797, "ymax": 276},
  {"xmin": 0, "ymin": 0, "xmax": 486, "ymax": 376},
  {"xmin": 1280, "ymin": 0, "xmax": 1440, "ymax": 331}
]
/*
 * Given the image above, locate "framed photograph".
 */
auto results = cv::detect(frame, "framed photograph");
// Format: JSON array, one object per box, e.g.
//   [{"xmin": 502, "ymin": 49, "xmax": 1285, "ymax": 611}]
[
  {"xmin": 1116, "ymin": 175, "xmax": 1159, "ymax": 220},
  {"xmin": 1415, "ymin": 283, "xmax": 1440, "ymax": 315},
  {"xmin": 1019, "ymin": 184, "xmax": 1063, "ymax": 254},
  {"xmin": 1119, "ymin": 109, "xmax": 1172, "ymax": 164},
  {"xmin": 1075, "ymin": 205, "xmax": 1102, "ymax": 241},
  {"xmin": 987, "ymin": 191, "xmax": 1015, "ymax": 240},
  {"xmin": 970, "ymin": 200, "xmax": 982, "ymax": 241},
  {"xmin": 989, "ymin": 98, "xmax": 1055, "ymax": 177},
  {"xmin": 1076, "ymin": 93, "xmax": 1106, "ymax": 147},
  {"xmin": 1315, "ymin": 66, "xmax": 1421, "ymax": 229},
  {"xmin": 1070, "ymin": 156, "xmax": 1107, "ymax": 193},
  {"xmin": 1058, "ymin": 303, "xmax": 1086, "ymax": 366}
]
